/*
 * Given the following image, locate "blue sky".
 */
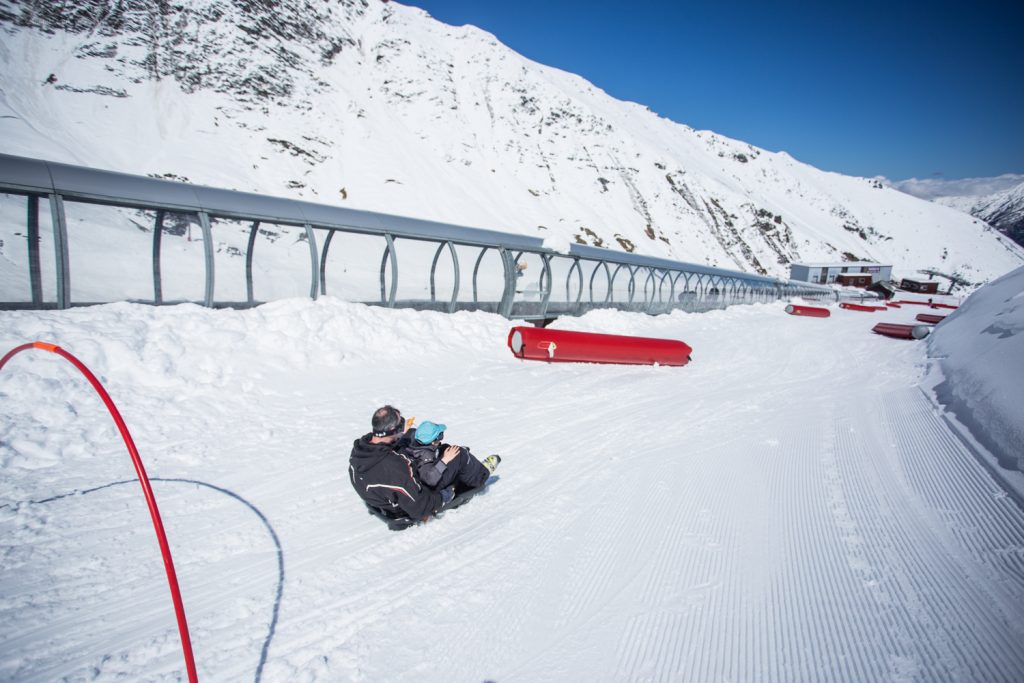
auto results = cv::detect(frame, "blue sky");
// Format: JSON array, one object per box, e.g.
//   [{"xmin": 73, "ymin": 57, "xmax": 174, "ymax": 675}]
[{"xmin": 403, "ymin": 0, "xmax": 1023, "ymax": 181}]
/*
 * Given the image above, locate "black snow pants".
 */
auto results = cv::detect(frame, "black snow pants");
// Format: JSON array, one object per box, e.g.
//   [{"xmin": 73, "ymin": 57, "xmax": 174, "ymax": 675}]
[{"xmin": 436, "ymin": 447, "xmax": 490, "ymax": 492}]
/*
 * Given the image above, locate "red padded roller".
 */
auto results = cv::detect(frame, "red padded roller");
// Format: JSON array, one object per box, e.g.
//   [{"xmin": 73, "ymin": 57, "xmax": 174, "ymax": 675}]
[
  {"xmin": 872, "ymin": 323, "xmax": 931, "ymax": 340},
  {"xmin": 785, "ymin": 304, "xmax": 831, "ymax": 318},
  {"xmin": 916, "ymin": 313, "xmax": 946, "ymax": 324},
  {"xmin": 507, "ymin": 326, "xmax": 692, "ymax": 366},
  {"xmin": 840, "ymin": 302, "xmax": 886, "ymax": 312}
]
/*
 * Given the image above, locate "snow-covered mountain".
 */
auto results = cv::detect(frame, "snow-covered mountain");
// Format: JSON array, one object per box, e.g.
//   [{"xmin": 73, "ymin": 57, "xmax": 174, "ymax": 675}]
[
  {"xmin": 935, "ymin": 183, "xmax": 1024, "ymax": 248},
  {"xmin": 1, "ymin": 0, "xmax": 1021, "ymax": 285},
  {"xmin": 891, "ymin": 175, "xmax": 1024, "ymax": 249}
]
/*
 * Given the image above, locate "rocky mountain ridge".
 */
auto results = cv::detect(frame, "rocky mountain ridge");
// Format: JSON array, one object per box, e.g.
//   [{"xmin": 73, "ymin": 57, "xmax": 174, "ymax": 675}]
[
  {"xmin": 1, "ymin": 0, "xmax": 1021, "ymax": 284},
  {"xmin": 934, "ymin": 181, "xmax": 1024, "ymax": 249}
]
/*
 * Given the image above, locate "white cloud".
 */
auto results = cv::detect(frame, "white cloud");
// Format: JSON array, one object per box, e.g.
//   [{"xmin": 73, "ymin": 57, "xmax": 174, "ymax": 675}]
[{"xmin": 885, "ymin": 174, "xmax": 1024, "ymax": 200}]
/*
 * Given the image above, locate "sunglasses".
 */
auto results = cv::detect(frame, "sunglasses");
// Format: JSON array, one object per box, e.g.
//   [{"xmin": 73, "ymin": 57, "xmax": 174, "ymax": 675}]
[
  {"xmin": 391, "ymin": 413, "xmax": 405, "ymax": 435},
  {"xmin": 374, "ymin": 412, "xmax": 406, "ymax": 437}
]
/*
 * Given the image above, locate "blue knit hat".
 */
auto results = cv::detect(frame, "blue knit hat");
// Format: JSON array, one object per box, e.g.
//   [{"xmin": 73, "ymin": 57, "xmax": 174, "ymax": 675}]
[{"xmin": 415, "ymin": 421, "xmax": 446, "ymax": 444}]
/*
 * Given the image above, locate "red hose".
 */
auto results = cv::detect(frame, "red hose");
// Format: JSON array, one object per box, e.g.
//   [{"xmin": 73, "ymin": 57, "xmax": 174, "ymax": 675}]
[{"xmin": 0, "ymin": 342, "xmax": 198, "ymax": 683}]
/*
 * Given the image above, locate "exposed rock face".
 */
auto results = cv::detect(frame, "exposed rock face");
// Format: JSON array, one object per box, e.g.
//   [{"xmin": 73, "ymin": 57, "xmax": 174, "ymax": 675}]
[{"xmin": 1, "ymin": 0, "xmax": 366, "ymax": 103}]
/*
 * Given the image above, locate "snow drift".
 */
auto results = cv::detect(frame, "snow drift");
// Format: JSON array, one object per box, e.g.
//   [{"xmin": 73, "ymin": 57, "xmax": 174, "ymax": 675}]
[{"xmin": 927, "ymin": 264, "xmax": 1024, "ymax": 471}]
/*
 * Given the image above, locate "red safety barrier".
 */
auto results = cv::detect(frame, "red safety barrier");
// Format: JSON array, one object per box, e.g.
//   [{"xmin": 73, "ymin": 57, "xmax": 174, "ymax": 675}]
[
  {"xmin": 839, "ymin": 302, "xmax": 886, "ymax": 312},
  {"xmin": 893, "ymin": 300, "xmax": 958, "ymax": 309},
  {"xmin": 785, "ymin": 304, "xmax": 831, "ymax": 318},
  {"xmin": 916, "ymin": 313, "xmax": 946, "ymax": 324},
  {"xmin": 886, "ymin": 302, "xmax": 902, "ymax": 308},
  {"xmin": 0, "ymin": 342, "xmax": 198, "ymax": 683},
  {"xmin": 872, "ymin": 323, "xmax": 931, "ymax": 340},
  {"xmin": 507, "ymin": 326, "xmax": 692, "ymax": 366}
]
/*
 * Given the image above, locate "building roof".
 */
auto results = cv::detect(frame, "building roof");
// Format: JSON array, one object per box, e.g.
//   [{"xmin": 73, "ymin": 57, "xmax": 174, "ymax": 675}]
[{"xmin": 791, "ymin": 261, "xmax": 891, "ymax": 268}]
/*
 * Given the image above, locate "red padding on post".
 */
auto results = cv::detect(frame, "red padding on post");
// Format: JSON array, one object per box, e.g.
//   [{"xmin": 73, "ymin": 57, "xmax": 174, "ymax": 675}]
[
  {"xmin": 785, "ymin": 304, "xmax": 831, "ymax": 318},
  {"xmin": 840, "ymin": 302, "xmax": 887, "ymax": 312},
  {"xmin": 916, "ymin": 313, "xmax": 946, "ymax": 324},
  {"xmin": 872, "ymin": 323, "xmax": 931, "ymax": 340},
  {"xmin": 507, "ymin": 326, "xmax": 692, "ymax": 366}
]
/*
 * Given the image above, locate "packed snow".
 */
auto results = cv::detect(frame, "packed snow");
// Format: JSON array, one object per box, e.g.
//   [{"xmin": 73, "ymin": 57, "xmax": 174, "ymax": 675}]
[{"xmin": 2, "ymin": 277, "xmax": 1023, "ymax": 681}]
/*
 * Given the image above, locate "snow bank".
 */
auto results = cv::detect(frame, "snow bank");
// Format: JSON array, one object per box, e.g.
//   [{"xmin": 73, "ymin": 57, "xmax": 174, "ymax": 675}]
[{"xmin": 927, "ymin": 265, "xmax": 1024, "ymax": 472}]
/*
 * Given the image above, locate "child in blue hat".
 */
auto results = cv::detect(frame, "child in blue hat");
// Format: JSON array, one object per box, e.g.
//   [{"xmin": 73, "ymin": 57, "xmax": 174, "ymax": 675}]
[{"xmin": 400, "ymin": 420, "xmax": 500, "ymax": 493}]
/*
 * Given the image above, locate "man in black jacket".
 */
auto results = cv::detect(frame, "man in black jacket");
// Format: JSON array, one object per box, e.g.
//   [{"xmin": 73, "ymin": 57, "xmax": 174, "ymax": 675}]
[{"xmin": 349, "ymin": 405, "xmax": 497, "ymax": 521}]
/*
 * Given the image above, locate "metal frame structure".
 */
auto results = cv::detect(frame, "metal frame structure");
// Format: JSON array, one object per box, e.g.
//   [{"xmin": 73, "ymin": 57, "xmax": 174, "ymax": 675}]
[{"xmin": 0, "ymin": 153, "xmax": 835, "ymax": 317}]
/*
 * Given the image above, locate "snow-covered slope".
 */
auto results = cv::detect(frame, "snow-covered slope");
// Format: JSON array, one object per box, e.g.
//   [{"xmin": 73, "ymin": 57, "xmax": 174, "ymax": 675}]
[
  {"xmin": 935, "ymin": 182, "xmax": 1024, "ymax": 248},
  {"xmin": 3, "ymin": 289, "xmax": 1024, "ymax": 680},
  {"xmin": 1, "ymin": 0, "xmax": 1021, "ymax": 285},
  {"xmin": 926, "ymin": 265, "xmax": 1024, "ymax": 471}
]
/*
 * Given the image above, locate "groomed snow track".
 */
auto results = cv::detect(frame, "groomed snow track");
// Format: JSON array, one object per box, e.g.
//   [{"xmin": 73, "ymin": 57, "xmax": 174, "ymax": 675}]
[{"xmin": 1, "ymin": 299, "xmax": 1023, "ymax": 681}]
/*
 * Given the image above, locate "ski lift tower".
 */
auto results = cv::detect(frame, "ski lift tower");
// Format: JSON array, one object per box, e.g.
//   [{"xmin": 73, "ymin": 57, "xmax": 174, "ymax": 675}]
[{"xmin": 917, "ymin": 269, "xmax": 972, "ymax": 294}]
